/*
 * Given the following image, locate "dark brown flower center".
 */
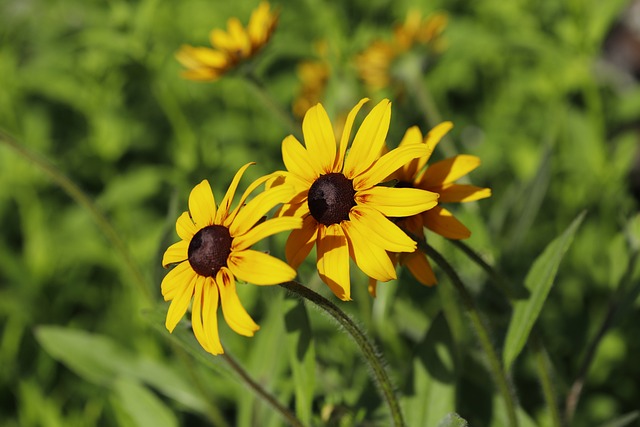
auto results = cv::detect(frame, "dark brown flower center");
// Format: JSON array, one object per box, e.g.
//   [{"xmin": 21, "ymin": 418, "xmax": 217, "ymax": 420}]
[
  {"xmin": 188, "ymin": 225, "xmax": 232, "ymax": 277},
  {"xmin": 308, "ymin": 173, "xmax": 356, "ymax": 226}
]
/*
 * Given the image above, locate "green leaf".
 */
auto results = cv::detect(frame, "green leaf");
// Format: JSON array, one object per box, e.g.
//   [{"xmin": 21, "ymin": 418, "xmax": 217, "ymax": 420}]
[
  {"xmin": 283, "ymin": 296, "xmax": 316, "ymax": 425},
  {"xmin": 436, "ymin": 413, "xmax": 468, "ymax": 427},
  {"xmin": 112, "ymin": 377, "xmax": 178, "ymax": 427},
  {"xmin": 503, "ymin": 211, "xmax": 586, "ymax": 369},
  {"xmin": 598, "ymin": 411, "xmax": 640, "ymax": 427}
]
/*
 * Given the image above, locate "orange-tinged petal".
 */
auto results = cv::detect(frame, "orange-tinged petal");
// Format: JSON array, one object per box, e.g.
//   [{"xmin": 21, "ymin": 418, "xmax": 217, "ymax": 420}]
[
  {"xmin": 403, "ymin": 250, "xmax": 437, "ymax": 286},
  {"xmin": 422, "ymin": 206, "xmax": 471, "ymax": 239},
  {"xmin": 225, "ymin": 171, "xmax": 283, "ymax": 225},
  {"xmin": 334, "ymin": 98, "xmax": 369, "ymax": 172},
  {"xmin": 344, "ymin": 99, "xmax": 391, "ymax": 178},
  {"xmin": 230, "ymin": 186, "xmax": 295, "ymax": 236},
  {"xmin": 437, "ymin": 184, "xmax": 492, "ymax": 203},
  {"xmin": 189, "ymin": 180, "xmax": 216, "ymax": 228},
  {"xmin": 342, "ymin": 221, "xmax": 397, "ymax": 281},
  {"xmin": 162, "ymin": 240, "xmax": 189, "ymax": 267},
  {"xmin": 316, "ymin": 224, "xmax": 350, "ymax": 300},
  {"xmin": 356, "ymin": 186, "xmax": 438, "ymax": 217},
  {"xmin": 215, "ymin": 162, "xmax": 255, "ymax": 224},
  {"xmin": 233, "ymin": 217, "xmax": 302, "ymax": 251},
  {"xmin": 286, "ymin": 215, "xmax": 319, "ymax": 269},
  {"xmin": 420, "ymin": 155, "xmax": 480, "ymax": 187},
  {"xmin": 228, "ymin": 249, "xmax": 297, "ymax": 285},
  {"xmin": 282, "ymin": 135, "xmax": 320, "ymax": 184},
  {"xmin": 203, "ymin": 277, "xmax": 224, "ymax": 354},
  {"xmin": 217, "ymin": 269, "xmax": 259, "ymax": 336},
  {"xmin": 165, "ymin": 273, "xmax": 197, "ymax": 333},
  {"xmin": 349, "ymin": 206, "xmax": 416, "ymax": 252},
  {"xmin": 354, "ymin": 143, "xmax": 429, "ymax": 190},
  {"xmin": 302, "ymin": 103, "xmax": 336, "ymax": 174},
  {"xmin": 161, "ymin": 261, "xmax": 195, "ymax": 301},
  {"xmin": 176, "ymin": 211, "xmax": 197, "ymax": 240}
]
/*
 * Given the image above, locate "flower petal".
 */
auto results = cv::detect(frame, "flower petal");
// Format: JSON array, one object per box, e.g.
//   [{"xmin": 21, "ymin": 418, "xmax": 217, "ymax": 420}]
[
  {"xmin": 225, "ymin": 171, "xmax": 285, "ymax": 226},
  {"xmin": 422, "ymin": 206, "xmax": 471, "ymax": 239},
  {"xmin": 230, "ymin": 185, "xmax": 296, "ymax": 236},
  {"xmin": 176, "ymin": 211, "xmax": 197, "ymax": 241},
  {"xmin": 162, "ymin": 240, "xmax": 189, "ymax": 268},
  {"xmin": 217, "ymin": 268, "xmax": 259, "ymax": 336},
  {"xmin": 344, "ymin": 99, "xmax": 391, "ymax": 178},
  {"xmin": 189, "ymin": 180, "xmax": 216, "ymax": 228},
  {"xmin": 203, "ymin": 277, "xmax": 224, "ymax": 354},
  {"xmin": 349, "ymin": 206, "xmax": 416, "ymax": 252},
  {"xmin": 286, "ymin": 215, "xmax": 319, "ymax": 269},
  {"xmin": 421, "ymin": 121, "xmax": 453, "ymax": 167},
  {"xmin": 176, "ymin": 46, "xmax": 228, "ymax": 69},
  {"xmin": 302, "ymin": 103, "xmax": 336, "ymax": 174},
  {"xmin": 334, "ymin": 98, "xmax": 369, "ymax": 172},
  {"xmin": 191, "ymin": 275, "xmax": 223, "ymax": 354},
  {"xmin": 356, "ymin": 186, "xmax": 438, "ymax": 217},
  {"xmin": 342, "ymin": 221, "xmax": 397, "ymax": 282},
  {"xmin": 282, "ymin": 135, "xmax": 320, "ymax": 184},
  {"xmin": 403, "ymin": 250, "xmax": 437, "ymax": 286},
  {"xmin": 420, "ymin": 155, "xmax": 481, "ymax": 187},
  {"xmin": 316, "ymin": 224, "xmax": 350, "ymax": 301},
  {"xmin": 437, "ymin": 184, "xmax": 492, "ymax": 203},
  {"xmin": 215, "ymin": 162, "xmax": 254, "ymax": 224},
  {"xmin": 228, "ymin": 249, "xmax": 297, "ymax": 285},
  {"xmin": 165, "ymin": 272, "xmax": 197, "ymax": 333},
  {"xmin": 396, "ymin": 126, "xmax": 425, "ymax": 180},
  {"xmin": 233, "ymin": 217, "xmax": 302, "ymax": 251},
  {"xmin": 161, "ymin": 261, "xmax": 195, "ymax": 301},
  {"xmin": 354, "ymin": 143, "xmax": 429, "ymax": 190}
]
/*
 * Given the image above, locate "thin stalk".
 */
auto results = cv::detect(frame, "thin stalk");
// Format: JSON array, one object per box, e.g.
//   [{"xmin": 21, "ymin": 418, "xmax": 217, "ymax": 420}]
[
  {"xmin": 280, "ymin": 281, "xmax": 405, "ymax": 427},
  {"xmin": 0, "ymin": 130, "xmax": 152, "ymax": 301},
  {"xmin": 422, "ymin": 243, "xmax": 518, "ymax": 427},
  {"xmin": 222, "ymin": 353, "xmax": 304, "ymax": 427},
  {"xmin": 530, "ymin": 333, "xmax": 562, "ymax": 427}
]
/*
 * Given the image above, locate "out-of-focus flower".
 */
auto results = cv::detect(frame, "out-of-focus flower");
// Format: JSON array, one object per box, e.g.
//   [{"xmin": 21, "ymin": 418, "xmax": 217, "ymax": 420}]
[
  {"xmin": 293, "ymin": 59, "xmax": 330, "ymax": 119},
  {"xmin": 176, "ymin": 2, "xmax": 278, "ymax": 81},
  {"xmin": 277, "ymin": 98, "xmax": 439, "ymax": 300},
  {"xmin": 161, "ymin": 164, "xmax": 301, "ymax": 354}
]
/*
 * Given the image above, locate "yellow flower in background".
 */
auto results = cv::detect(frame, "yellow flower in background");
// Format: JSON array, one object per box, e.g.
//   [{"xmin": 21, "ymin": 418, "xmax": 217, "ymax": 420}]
[
  {"xmin": 393, "ymin": 10, "xmax": 448, "ymax": 51},
  {"xmin": 161, "ymin": 164, "xmax": 301, "ymax": 355},
  {"xmin": 176, "ymin": 2, "xmax": 278, "ymax": 81},
  {"xmin": 278, "ymin": 98, "xmax": 439, "ymax": 300},
  {"xmin": 368, "ymin": 123, "xmax": 491, "ymax": 295},
  {"xmin": 292, "ymin": 52, "xmax": 330, "ymax": 119}
]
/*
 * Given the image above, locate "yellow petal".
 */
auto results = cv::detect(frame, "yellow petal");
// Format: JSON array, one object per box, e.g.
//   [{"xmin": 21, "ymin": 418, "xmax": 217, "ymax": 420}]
[
  {"xmin": 161, "ymin": 261, "xmax": 195, "ymax": 301},
  {"xmin": 217, "ymin": 268, "xmax": 259, "ymax": 336},
  {"xmin": 282, "ymin": 135, "xmax": 320, "ymax": 184},
  {"xmin": 356, "ymin": 186, "xmax": 438, "ymax": 217},
  {"xmin": 316, "ymin": 224, "xmax": 350, "ymax": 301},
  {"xmin": 248, "ymin": 2, "xmax": 271, "ymax": 44},
  {"xmin": 342, "ymin": 221, "xmax": 397, "ymax": 282},
  {"xmin": 175, "ymin": 46, "xmax": 228, "ymax": 69},
  {"xmin": 203, "ymin": 277, "xmax": 224, "ymax": 354},
  {"xmin": 353, "ymin": 143, "xmax": 429, "ymax": 190},
  {"xmin": 334, "ymin": 98, "xmax": 369, "ymax": 172},
  {"xmin": 397, "ymin": 126, "xmax": 426, "ymax": 180},
  {"xmin": 233, "ymin": 217, "xmax": 302, "ymax": 251},
  {"xmin": 420, "ymin": 155, "xmax": 480, "ymax": 187},
  {"xmin": 343, "ymin": 99, "xmax": 391, "ymax": 178},
  {"xmin": 422, "ymin": 206, "xmax": 471, "ymax": 239},
  {"xmin": 349, "ymin": 206, "xmax": 416, "ymax": 252},
  {"xmin": 227, "ymin": 17, "xmax": 251, "ymax": 56},
  {"xmin": 422, "ymin": 121, "xmax": 453, "ymax": 161},
  {"xmin": 189, "ymin": 180, "xmax": 216, "ymax": 228},
  {"xmin": 286, "ymin": 215, "xmax": 319, "ymax": 269},
  {"xmin": 228, "ymin": 249, "xmax": 297, "ymax": 285},
  {"xmin": 302, "ymin": 103, "xmax": 336, "ymax": 174},
  {"xmin": 180, "ymin": 68, "xmax": 223, "ymax": 82},
  {"xmin": 230, "ymin": 185, "xmax": 295, "ymax": 236},
  {"xmin": 191, "ymin": 275, "xmax": 223, "ymax": 354},
  {"xmin": 225, "ymin": 171, "xmax": 285, "ymax": 225},
  {"xmin": 277, "ymin": 196, "xmax": 310, "ymax": 219},
  {"xmin": 176, "ymin": 211, "xmax": 197, "ymax": 241},
  {"xmin": 210, "ymin": 28, "xmax": 235, "ymax": 52},
  {"xmin": 215, "ymin": 162, "xmax": 254, "ymax": 224},
  {"xmin": 437, "ymin": 184, "xmax": 492, "ymax": 203},
  {"xmin": 162, "ymin": 240, "xmax": 189, "ymax": 268},
  {"xmin": 165, "ymin": 273, "xmax": 197, "ymax": 333},
  {"xmin": 403, "ymin": 250, "xmax": 437, "ymax": 286}
]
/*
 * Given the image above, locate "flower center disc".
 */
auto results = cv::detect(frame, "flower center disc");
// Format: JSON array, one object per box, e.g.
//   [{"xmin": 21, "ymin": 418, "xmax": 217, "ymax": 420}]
[
  {"xmin": 308, "ymin": 173, "xmax": 356, "ymax": 226},
  {"xmin": 188, "ymin": 225, "xmax": 232, "ymax": 277}
]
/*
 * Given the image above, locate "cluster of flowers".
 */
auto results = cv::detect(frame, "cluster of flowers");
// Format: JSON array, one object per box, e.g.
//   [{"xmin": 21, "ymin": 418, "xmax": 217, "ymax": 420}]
[{"xmin": 165, "ymin": 2, "xmax": 490, "ymax": 355}]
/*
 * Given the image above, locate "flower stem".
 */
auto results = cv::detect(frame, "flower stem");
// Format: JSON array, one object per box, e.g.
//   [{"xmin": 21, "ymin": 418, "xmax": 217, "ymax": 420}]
[
  {"xmin": 530, "ymin": 332, "xmax": 562, "ymax": 427},
  {"xmin": 0, "ymin": 129, "xmax": 152, "ymax": 301},
  {"xmin": 222, "ymin": 353, "xmax": 304, "ymax": 427},
  {"xmin": 279, "ymin": 281, "xmax": 405, "ymax": 427},
  {"xmin": 421, "ymin": 243, "xmax": 519, "ymax": 427}
]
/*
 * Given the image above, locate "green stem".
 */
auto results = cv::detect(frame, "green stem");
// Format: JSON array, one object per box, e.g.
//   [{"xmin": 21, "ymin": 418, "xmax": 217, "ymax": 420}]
[
  {"xmin": 222, "ymin": 353, "xmax": 304, "ymax": 427},
  {"xmin": 280, "ymin": 281, "xmax": 405, "ymax": 427},
  {"xmin": 422, "ymin": 243, "xmax": 518, "ymax": 427},
  {"xmin": 0, "ymin": 129, "xmax": 152, "ymax": 301},
  {"xmin": 530, "ymin": 333, "xmax": 562, "ymax": 427}
]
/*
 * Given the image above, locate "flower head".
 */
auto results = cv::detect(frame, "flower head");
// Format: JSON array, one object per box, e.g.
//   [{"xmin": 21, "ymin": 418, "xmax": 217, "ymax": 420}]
[
  {"xmin": 369, "ymin": 123, "xmax": 491, "ymax": 295},
  {"xmin": 161, "ymin": 164, "xmax": 301, "ymax": 354},
  {"xmin": 278, "ymin": 99, "xmax": 439, "ymax": 300},
  {"xmin": 176, "ymin": 2, "xmax": 278, "ymax": 81}
]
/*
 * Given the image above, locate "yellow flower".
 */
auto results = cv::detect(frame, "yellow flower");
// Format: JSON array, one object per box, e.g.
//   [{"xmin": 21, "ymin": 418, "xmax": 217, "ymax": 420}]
[
  {"xmin": 293, "ymin": 60, "xmax": 330, "ymax": 119},
  {"xmin": 161, "ymin": 164, "xmax": 301, "ymax": 355},
  {"xmin": 176, "ymin": 2, "xmax": 278, "ymax": 82},
  {"xmin": 369, "ymin": 123, "xmax": 491, "ymax": 295},
  {"xmin": 278, "ymin": 99, "xmax": 439, "ymax": 300}
]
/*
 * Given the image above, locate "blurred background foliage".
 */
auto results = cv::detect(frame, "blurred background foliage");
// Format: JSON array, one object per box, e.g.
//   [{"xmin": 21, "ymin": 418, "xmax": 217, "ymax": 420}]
[{"xmin": 1, "ymin": 0, "xmax": 640, "ymax": 425}]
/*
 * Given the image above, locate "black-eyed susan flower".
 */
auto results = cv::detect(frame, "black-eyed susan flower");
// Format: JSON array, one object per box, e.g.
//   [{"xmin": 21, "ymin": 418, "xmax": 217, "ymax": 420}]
[
  {"xmin": 369, "ymin": 123, "xmax": 491, "ymax": 295},
  {"xmin": 278, "ymin": 98, "xmax": 439, "ymax": 301},
  {"xmin": 176, "ymin": 2, "xmax": 278, "ymax": 82},
  {"xmin": 161, "ymin": 164, "xmax": 301, "ymax": 355}
]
